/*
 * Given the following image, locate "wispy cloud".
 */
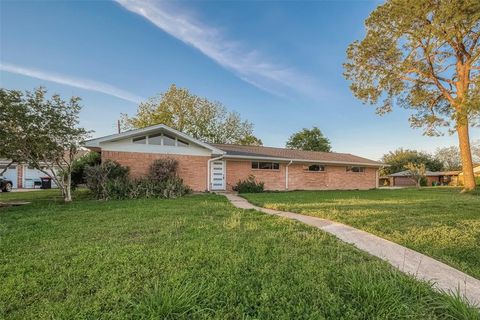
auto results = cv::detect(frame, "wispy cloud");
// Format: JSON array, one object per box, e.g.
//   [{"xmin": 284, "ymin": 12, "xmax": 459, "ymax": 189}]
[
  {"xmin": 0, "ymin": 62, "xmax": 144, "ymax": 103},
  {"xmin": 116, "ymin": 0, "xmax": 321, "ymax": 99}
]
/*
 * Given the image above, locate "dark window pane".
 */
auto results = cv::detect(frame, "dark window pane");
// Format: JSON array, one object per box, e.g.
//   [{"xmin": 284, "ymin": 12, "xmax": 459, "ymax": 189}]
[
  {"xmin": 252, "ymin": 162, "xmax": 259, "ymax": 169},
  {"xmin": 133, "ymin": 136, "xmax": 146, "ymax": 144},
  {"xmin": 177, "ymin": 139, "xmax": 189, "ymax": 147},
  {"xmin": 308, "ymin": 164, "xmax": 320, "ymax": 171},
  {"xmin": 163, "ymin": 134, "xmax": 176, "ymax": 146},
  {"xmin": 148, "ymin": 134, "xmax": 162, "ymax": 145},
  {"xmin": 259, "ymin": 162, "xmax": 273, "ymax": 170},
  {"xmin": 273, "ymin": 163, "xmax": 280, "ymax": 170},
  {"xmin": 347, "ymin": 166, "xmax": 365, "ymax": 173}
]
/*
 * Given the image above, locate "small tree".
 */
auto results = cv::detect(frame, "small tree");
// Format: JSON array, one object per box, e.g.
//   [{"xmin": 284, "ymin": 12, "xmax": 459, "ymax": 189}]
[
  {"xmin": 344, "ymin": 0, "xmax": 480, "ymax": 191},
  {"xmin": 381, "ymin": 148, "xmax": 443, "ymax": 175},
  {"xmin": 405, "ymin": 162, "xmax": 427, "ymax": 189},
  {"xmin": 286, "ymin": 127, "xmax": 332, "ymax": 152},
  {"xmin": 0, "ymin": 87, "xmax": 90, "ymax": 201}
]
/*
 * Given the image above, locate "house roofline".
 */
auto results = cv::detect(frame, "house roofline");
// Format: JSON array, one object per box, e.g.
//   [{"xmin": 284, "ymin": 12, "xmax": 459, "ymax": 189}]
[{"xmin": 84, "ymin": 124, "xmax": 225, "ymax": 155}]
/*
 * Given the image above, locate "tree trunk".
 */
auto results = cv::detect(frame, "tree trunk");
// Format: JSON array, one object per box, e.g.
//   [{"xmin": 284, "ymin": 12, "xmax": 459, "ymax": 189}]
[
  {"xmin": 64, "ymin": 174, "xmax": 72, "ymax": 202},
  {"xmin": 457, "ymin": 121, "xmax": 476, "ymax": 191}
]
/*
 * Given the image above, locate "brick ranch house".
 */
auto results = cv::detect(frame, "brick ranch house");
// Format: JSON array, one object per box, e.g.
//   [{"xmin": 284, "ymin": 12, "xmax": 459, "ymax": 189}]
[{"xmin": 84, "ymin": 124, "xmax": 385, "ymax": 192}]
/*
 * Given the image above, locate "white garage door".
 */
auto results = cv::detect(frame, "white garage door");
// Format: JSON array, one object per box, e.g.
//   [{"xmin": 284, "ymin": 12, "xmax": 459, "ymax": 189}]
[
  {"xmin": 0, "ymin": 165, "xmax": 18, "ymax": 189},
  {"xmin": 24, "ymin": 166, "xmax": 57, "ymax": 188}
]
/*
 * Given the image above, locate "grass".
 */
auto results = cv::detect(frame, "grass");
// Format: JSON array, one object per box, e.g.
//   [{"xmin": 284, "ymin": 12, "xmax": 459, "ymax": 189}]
[
  {"xmin": 242, "ymin": 187, "xmax": 480, "ymax": 280},
  {"xmin": 0, "ymin": 190, "xmax": 478, "ymax": 319}
]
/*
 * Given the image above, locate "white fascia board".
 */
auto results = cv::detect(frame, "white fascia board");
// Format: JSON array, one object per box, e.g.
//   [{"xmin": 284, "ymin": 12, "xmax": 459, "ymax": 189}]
[
  {"xmin": 84, "ymin": 124, "xmax": 225, "ymax": 155},
  {"xmin": 223, "ymin": 154, "xmax": 385, "ymax": 167}
]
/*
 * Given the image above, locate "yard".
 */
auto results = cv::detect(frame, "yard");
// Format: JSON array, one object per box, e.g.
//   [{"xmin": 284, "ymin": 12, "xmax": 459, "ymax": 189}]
[
  {"xmin": 243, "ymin": 188, "xmax": 480, "ymax": 280},
  {"xmin": 0, "ymin": 190, "xmax": 478, "ymax": 319}
]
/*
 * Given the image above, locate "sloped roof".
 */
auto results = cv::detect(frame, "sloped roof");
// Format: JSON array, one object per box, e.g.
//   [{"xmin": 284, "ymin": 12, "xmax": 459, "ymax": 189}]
[
  {"xmin": 84, "ymin": 124, "xmax": 225, "ymax": 154},
  {"xmin": 213, "ymin": 144, "xmax": 384, "ymax": 167}
]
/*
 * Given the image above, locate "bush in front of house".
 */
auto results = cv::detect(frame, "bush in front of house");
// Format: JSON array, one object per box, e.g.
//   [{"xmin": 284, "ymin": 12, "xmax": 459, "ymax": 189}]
[
  {"xmin": 71, "ymin": 152, "xmax": 101, "ymax": 189},
  {"xmin": 233, "ymin": 175, "xmax": 264, "ymax": 193},
  {"xmin": 85, "ymin": 160, "xmax": 130, "ymax": 199},
  {"xmin": 85, "ymin": 159, "xmax": 190, "ymax": 200}
]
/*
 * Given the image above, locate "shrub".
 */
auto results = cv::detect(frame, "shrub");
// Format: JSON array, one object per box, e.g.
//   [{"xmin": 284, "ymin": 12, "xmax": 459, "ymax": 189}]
[
  {"xmin": 476, "ymin": 176, "xmax": 480, "ymax": 186},
  {"xmin": 149, "ymin": 159, "xmax": 178, "ymax": 182},
  {"xmin": 85, "ymin": 160, "xmax": 130, "ymax": 199},
  {"xmin": 71, "ymin": 152, "xmax": 101, "ymax": 188},
  {"xmin": 233, "ymin": 175, "xmax": 264, "ymax": 193},
  {"xmin": 85, "ymin": 159, "xmax": 190, "ymax": 200}
]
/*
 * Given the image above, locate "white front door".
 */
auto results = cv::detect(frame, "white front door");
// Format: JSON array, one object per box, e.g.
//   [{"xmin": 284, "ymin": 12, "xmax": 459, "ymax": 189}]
[{"xmin": 210, "ymin": 160, "xmax": 225, "ymax": 190}]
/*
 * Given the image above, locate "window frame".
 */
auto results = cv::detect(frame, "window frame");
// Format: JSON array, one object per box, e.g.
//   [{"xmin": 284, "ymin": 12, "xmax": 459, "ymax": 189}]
[
  {"xmin": 305, "ymin": 164, "xmax": 326, "ymax": 172},
  {"xmin": 133, "ymin": 133, "xmax": 190, "ymax": 147},
  {"xmin": 251, "ymin": 161, "xmax": 280, "ymax": 171},
  {"xmin": 346, "ymin": 166, "xmax": 365, "ymax": 173}
]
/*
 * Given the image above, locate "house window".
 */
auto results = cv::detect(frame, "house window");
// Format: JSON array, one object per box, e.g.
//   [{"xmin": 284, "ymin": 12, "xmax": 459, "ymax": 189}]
[
  {"xmin": 133, "ymin": 136, "xmax": 146, "ymax": 144},
  {"xmin": 252, "ymin": 162, "xmax": 280, "ymax": 170},
  {"xmin": 346, "ymin": 166, "xmax": 365, "ymax": 173},
  {"xmin": 177, "ymin": 139, "xmax": 189, "ymax": 147},
  {"xmin": 163, "ymin": 134, "xmax": 176, "ymax": 146},
  {"xmin": 305, "ymin": 164, "xmax": 325, "ymax": 172},
  {"xmin": 148, "ymin": 133, "xmax": 162, "ymax": 145}
]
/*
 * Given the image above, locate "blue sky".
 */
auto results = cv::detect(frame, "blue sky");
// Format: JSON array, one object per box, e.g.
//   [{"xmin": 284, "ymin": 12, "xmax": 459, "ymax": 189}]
[{"xmin": 1, "ymin": 0, "xmax": 478, "ymax": 160}]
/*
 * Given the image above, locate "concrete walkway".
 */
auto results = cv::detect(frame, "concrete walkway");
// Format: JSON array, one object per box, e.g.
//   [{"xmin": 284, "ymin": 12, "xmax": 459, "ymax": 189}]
[{"xmin": 224, "ymin": 193, "xmax": 480, "ymax": 307}]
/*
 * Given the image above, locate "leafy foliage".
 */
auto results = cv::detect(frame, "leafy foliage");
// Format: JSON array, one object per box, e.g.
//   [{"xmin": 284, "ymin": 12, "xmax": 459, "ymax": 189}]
[
  {"xmin": 344, "ymin": 0, "xmax": 480, "ymax": 190},
  {"xmin": 405, "ymin": 162, "xmax": 427, "ymax": 188},
  {"xmin": 286, "ymin": 127, "xmax": 332, "ymax": 152},
  {"xmin": 148, "ymin": 159, "xmax": 179, "ymax": 182},
  {"xmin": 0, "ymin": 87, "xmax": 90, "ymax": 201},
  {"xmin": 121, "ymin": 84, "xmax": 262, "ymax": 145},
  {"xmin": 70, "ymin": 152, "xmax": 101, "ymax": 188},
  {"xmin": 85, "ymin": 159, "xmax": 190, "ymax": 200},
  {"xmin": 85, "ymin": 160, "xmax": 130, "ymax": 199},
  {"xmin": 381, "ymin": 148, "xmax": 443, "ymax": 175},
  {"xmin": 233, "ymin": 175, "xmax": 264, "ymax": 193}
]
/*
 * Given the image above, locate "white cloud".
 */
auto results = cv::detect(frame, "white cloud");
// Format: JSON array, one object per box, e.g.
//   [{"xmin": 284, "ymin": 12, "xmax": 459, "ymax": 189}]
[
  {"xmin": 0, "ymin": 62, "xmax": 144, "ymax": 103},
  {"xmin": 116, "ymin": 0, "xmax": 321, "ymax": 99}
]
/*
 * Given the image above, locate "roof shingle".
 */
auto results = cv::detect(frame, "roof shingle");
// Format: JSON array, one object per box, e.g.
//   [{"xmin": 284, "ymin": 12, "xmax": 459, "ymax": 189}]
[{"xmin": 212, "ymin": 144, "xmax": 383, "ymax": 166}]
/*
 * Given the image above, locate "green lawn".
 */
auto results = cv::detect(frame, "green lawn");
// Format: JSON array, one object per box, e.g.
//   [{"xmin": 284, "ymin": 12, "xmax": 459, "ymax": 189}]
[
  {"xmin": 242, "ymin": 188, "xmax": 480, "ymax": 280},
  {"xmin": 0, "ymin": 190, "xmax": 478, "ymax": 319}
]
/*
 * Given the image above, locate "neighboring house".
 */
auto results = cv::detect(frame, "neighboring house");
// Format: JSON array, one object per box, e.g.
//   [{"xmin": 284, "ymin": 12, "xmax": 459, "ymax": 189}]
[
  {"xmin": 388, "ymin": 170, "xmax": 461, "ymax": 187},
  {"xmin": 85, "ymin": 124, "xmax": 384, "ymax": 191},
  {"xmin": 0, "ymin": 160, "xmax": 58, "ymax": 189}
]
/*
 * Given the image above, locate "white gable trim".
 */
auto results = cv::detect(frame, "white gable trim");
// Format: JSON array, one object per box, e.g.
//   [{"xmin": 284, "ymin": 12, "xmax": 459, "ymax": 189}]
[{"xmin": 84, "ymin": 124, "xmax": 225, "ymax": 155}]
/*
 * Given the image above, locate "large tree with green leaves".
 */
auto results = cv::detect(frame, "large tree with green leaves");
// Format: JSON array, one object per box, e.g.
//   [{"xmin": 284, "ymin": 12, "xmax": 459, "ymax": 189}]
[
  {"xmin": 286, "ymin": 127, "xmax": 332, "ymax": 152},
  {"xmin": 381, "ymin": 148, "xmax": 444, "ymax": 175},
  {"xmin": 121, "ymin": 84, "xmax": 262, "ymax": 146},
  {"xmin": 344, "ymin": 0, "xmax": 480, "ymax": 190},
  {"xmin": 0, "ymin": 87, "xmax": 89, "ymax": 201}
]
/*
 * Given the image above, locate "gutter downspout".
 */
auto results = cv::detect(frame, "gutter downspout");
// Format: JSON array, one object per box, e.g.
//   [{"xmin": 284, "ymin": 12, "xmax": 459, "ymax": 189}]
[
  {"xmin": 207, "ymin": 155, "xmax": 224, "ymax": 191},
  {"xmin": 285, "ymin": 160, "xmax": 293, "ymax": 190}
]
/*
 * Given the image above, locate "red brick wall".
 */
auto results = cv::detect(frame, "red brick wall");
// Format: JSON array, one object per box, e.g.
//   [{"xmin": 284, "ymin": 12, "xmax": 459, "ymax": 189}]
[
  {"xmin": 226, "ymin": 160, "xmax": 286, "ymax": 191},
  {"xmin": 102, "ymin": 151, "xmax": 209, "ymax": 191},
  {"xmin": 225, "ymin": 160, "xmax": 377, "ymax": 191}
]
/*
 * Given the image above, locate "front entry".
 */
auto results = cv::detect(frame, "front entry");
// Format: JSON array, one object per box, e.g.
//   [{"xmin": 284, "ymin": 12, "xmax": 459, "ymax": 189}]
[{"xmin": 210, "ymin": 160, "xmax": 226, "ymax": 190}]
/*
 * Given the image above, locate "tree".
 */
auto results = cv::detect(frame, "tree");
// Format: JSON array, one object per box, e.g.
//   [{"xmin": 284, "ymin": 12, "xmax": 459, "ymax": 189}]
[
  {"xmin": 434, "ymin": 146, "xmax": 463, "ymax": 170},
  {"xmin": 344, "ymin": 0, "xmax": 480, "ymax": 191},
  {"xmin": 381, "ymin": 148, "xmax": 443, "ymax": 175},
  {"xmin": 0, "ymin": 87, "xmax": 90, "ymax": 201},
  {"xmin": 405, "ymin": 162, "xmax": 427, "ymax": 189},
  {"xmin": 121, "ymin": 84, "xmax": 262, "ymax": 145},
  {"xmin": 286, "ymin": 127, "xmax": 332, "ymax": 152}
]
